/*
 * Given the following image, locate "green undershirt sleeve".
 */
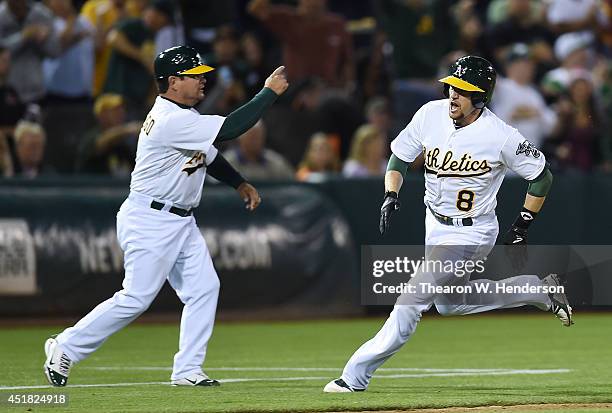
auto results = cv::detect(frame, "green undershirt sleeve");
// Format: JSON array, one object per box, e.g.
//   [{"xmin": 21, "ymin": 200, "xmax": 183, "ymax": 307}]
[
  {"xmin": 387, "ymin": 154, "xmax": 409, "ymax": 178},
  {"xmin": 215, "ymin": 87, "xmax": 278, "ymax": 142},
  {"xmin": 527, "ymin": 167, "xmax": 553, "ymax": 197}
]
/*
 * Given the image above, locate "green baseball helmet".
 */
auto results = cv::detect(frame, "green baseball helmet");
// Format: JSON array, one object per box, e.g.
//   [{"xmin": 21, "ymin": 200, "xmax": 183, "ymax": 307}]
[
  {"xmin": 439, "ymin": 56, "xmax": 496, "ymax": 109},
  {"xmin": 154, "ymin": 45, "xmax": 214, "ymax": 80}
]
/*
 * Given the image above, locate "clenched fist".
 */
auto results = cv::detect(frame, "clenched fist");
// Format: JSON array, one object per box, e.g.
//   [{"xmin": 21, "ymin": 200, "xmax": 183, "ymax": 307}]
[
  {"xmin": 264, "ymin": 66, "xmax": 289, "ymax": 95},
  {"xmin": 379, "ymin": 191, "xmax": 401, "ymax": 235}
]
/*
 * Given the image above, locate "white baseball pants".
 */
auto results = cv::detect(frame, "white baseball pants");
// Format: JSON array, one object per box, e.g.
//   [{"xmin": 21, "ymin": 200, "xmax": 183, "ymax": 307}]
[
  {"xmin": 56, "ymin": 193, "xmax": 220, "ymax": 380},
  {"xmin": 341, "ymin": 209, "xmax": 551, "ymax": 390}
]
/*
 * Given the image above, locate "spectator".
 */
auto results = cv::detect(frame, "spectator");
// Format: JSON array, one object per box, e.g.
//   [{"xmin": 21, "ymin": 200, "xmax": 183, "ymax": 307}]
[
  {"xmin": 484, "ymin": 0, "xmax": 555, "ymax": 74},
  {"xmin": 241, "ymin": 31, "xmax": 272, "ymax": 98},
  {"xmin": 454, "ymin": 0, "xmax": 486, "ymax": 55},
  {"xmin": 75, "ymin": 93, "xmax": 140, "ymax": 175},
  {"xmin": 0, "ymin": 131, "xmax": 14, "ymax": 177},
  {"xmin": 491, "ymin": 43, "xmax": 557, "ymax": 149},
  {"xmin": 342, "ymin": 124, "xmax": 387, "ymax": 178},
  {"xmin": 486, "ymin": 0, "xmax": 543, "ymax": 24},
  {"xmin": 153, "ymin": 1, "xmax": 183, "ymax": 55},
  {"xmin": 296, "ymin": 132, "xmax": 340, "ymax": 182},
  {"xmin": 365, "ymin": 96, "xmax": 392, "ymax": 140},
  {"xmin": 198, "ymin": 26, "xmax": 248, "ymax": 115},
  {"xmin": 550, "ymin": 73, "xmax": 603, "ymax": 172},
  {"xmin": 80, "ymin": 0, "xmax": 145, "ymax": 96},
  {"xmin": 103, "ymin": 0, "xmax": 174, "ymax": 117},
  {"xmin": 43, "ymin": 0, "xmax": 95, "ymax": 101},
  {"xmin": 0, "ymin": 46, "xmax": 26, "ymax": 133},
  {"xmin": 355, "ymin": 30, "xmax": 392, "ymax": 103},
  {"xmin": 223, "ymin": 120, "xmax": 294, "ymax": 181},
  {"xmin": 600, "ymin": 0, "xmax": 612, "ymax": 54},
  {"xmin": 595, "ymin": 59, "xmax": 612, "ymax": 169},
  {"xmin": 248, "ymin": 0, "xmax": 355, "ymax": 91},
  {"xmin": 373, "ymin": 0, "xmax": 457, "ymax": 123},
  {"xmin": 263, "ymin": 77, "xmax": 326, "ymax": 166},
  {"xmin": 179, "ymin": 0, "xmax": 238, "ymax": 55},
  {"xmin": 541, "ymin": 32, "xmax": 595, "ymax": 100},
  {"xmin": 0, "ymin": 0, "xmax": 60, "ymax": 103},
  {"xmin": 12, "ymin": 120, "xmax": 51, "ymax": 178},
  {"xmin": 544, "ymin": 0, "xmax": 603, "ymax": 36}
]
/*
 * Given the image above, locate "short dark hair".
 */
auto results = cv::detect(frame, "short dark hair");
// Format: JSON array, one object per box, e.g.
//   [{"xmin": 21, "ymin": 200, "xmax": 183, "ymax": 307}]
[{"xmin": 156, "ymin": 77, "xmax": 169, "ymax": 93}]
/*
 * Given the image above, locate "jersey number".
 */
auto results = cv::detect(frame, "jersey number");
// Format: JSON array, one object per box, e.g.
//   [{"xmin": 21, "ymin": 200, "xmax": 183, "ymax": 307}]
[
  {"xmin": 456, "ymin": 190, "xmax": 475, "ymax": 212},
  {"xmin": 142, "ymin": 115, "xmax": 155, "ymax": 135}
]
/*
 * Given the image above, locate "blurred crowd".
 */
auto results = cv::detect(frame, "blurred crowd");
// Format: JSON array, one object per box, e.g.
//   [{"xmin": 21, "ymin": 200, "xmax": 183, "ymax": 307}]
[{"xmin": 1, "ymin": 0, "xmax": 611, "ymax": 180}]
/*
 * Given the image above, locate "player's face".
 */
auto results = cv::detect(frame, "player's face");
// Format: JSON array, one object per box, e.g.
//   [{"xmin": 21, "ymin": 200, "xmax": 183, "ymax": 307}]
[{"xmin": 448, "ymin": 86, "xmax": 476, "ymax": 122}]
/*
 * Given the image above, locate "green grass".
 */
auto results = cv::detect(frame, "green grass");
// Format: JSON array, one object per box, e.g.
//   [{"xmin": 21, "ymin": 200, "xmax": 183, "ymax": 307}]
[{"xmin": 1, "ymin": 313, "xmax": 611, "ymax": 412}]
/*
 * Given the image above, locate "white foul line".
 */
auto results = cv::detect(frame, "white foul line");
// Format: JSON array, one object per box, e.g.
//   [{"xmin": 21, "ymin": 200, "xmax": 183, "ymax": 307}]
[
  {"xmin": 85, "ymin": 366, "xmax": 519, "ymax": 373},
  {"xmin": 0, "ymin": 368, "xmax": 571, "ymax": 391}
]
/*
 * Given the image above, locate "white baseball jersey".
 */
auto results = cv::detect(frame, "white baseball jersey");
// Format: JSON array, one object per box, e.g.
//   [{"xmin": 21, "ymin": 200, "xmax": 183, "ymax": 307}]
[
  {"xmin": 391, "ymin": 99, "xmax": 546, "ymax": 218},
  {"xmin": 130, "ymin": 96, "xmax": 226, "ymax": 209}
]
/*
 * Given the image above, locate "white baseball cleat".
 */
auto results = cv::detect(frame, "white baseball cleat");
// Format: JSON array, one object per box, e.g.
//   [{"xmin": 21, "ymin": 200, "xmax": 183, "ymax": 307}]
[
  {"xmin": 43, "ymin": 337, "xmax": 72, "ymax": 386},
  {"xmin": 171, "ymin": 372, "xmax": 220, "ymax": 387},
  {"xmin": 543, "ymin": 273, "xmax": 574, "ymax": 327},
  {"xmin": 323, "ymin": 378, "xmax": 363, "ymax": 393}
]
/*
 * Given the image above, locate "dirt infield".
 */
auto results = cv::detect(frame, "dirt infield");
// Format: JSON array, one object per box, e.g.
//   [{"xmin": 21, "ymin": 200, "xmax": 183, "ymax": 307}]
[{"xmin": 329, "ymin": 403, "xmax": 612, "ymax": 413}]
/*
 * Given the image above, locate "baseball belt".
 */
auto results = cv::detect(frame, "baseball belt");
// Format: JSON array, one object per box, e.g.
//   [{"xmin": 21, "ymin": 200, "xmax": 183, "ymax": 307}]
[
  {"xmin": 150, "ymin": 200, "xmax": 192, "ymax": 217},
  {"xmin": 428, "ymin": 206, "xmax": 473, "ymax": 227}
]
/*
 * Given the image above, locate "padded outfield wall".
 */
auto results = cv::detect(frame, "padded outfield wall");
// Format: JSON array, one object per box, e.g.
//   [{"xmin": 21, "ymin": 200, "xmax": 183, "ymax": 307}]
[{"xmin": 0, "ymin": 174, "xmax": 610, "ymax": 316}]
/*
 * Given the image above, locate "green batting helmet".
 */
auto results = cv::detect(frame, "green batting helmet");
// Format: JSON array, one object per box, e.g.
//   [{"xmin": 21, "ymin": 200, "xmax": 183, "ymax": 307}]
[
  {"xmin": 439, "ymin": 56, "xmax": 496, "ymax": 109},
  {"xmin": 154, "ymin": 45, "xmax": 214, "ymax": 80}
]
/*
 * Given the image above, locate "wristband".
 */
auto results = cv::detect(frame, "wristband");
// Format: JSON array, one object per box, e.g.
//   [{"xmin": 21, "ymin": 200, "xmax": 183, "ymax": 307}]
[
  {"xmin": 512, "ymin": 207, "xmax": 538, "ymax": 231},
  {"xmin": 385, "ymin": 191, "xmax": 398, "ymax": 199}
]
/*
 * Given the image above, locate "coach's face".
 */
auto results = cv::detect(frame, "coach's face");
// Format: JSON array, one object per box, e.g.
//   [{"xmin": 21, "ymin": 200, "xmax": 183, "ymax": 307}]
[
  {"xmin": 448, "ymin": 86, "xmax": 476, "ymax": 122},
  {"xmin": 170, "ymin": 74, "xmax": 206, "ymax": 106}
]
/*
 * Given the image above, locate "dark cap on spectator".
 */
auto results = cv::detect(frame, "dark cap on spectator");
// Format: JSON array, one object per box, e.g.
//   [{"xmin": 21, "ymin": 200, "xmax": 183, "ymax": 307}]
[{"xmin": 148, "ymin": 0, "xmax": 175, "ymax": 22}]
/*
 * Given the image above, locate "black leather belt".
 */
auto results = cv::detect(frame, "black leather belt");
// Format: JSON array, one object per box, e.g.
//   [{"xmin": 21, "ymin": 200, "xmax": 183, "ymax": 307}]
[
  {"xmin": 429, "ymin": 207, "xmax": 473, "ymax": 227},
  {"xmin": 150, "ymin": 201, "xmax": 192, "ymax": 217}
]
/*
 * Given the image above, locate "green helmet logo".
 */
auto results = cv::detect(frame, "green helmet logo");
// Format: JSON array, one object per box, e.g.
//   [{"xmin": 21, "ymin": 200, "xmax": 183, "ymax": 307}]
[
  {"xmin": 154, "ymin": 45, "xmax": 215, "ymax": 80},
  {"xmin": 439, "ymin": 56, "xmax": 497, "ymax": 108}
]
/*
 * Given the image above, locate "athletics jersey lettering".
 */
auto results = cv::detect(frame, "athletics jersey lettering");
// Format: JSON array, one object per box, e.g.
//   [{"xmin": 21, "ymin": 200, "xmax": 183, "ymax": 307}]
[
  {"xmin": 390, "ymin": 99, "xmax": 546, "ymax": 218},
  {"xmin": 424, "ymin": 147, "xmax": 492, "ymax": 177}
]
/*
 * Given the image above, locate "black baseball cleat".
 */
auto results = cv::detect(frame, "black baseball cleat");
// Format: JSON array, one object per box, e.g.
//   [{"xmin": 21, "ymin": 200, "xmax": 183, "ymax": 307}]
[
  {"xmin": 171, "ymin": 372, "xmax": 220, "ymax": 386},
  {"xmin": 323, "ymin": 378, "xmax": 364, "ymax": 393},
  {"xmin": 43, "ymin": 337, "xmax": 72, "ymax": 386},
  {"xmin": 543, "ymin": 273, "xmax": 574, "ymax": 327}
]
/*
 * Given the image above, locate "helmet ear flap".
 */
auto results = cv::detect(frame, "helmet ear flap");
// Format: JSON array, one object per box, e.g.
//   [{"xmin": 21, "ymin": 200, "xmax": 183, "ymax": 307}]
[{"xmin": 472, "ymin": 93, "xmax": 485, "ymax": 109}]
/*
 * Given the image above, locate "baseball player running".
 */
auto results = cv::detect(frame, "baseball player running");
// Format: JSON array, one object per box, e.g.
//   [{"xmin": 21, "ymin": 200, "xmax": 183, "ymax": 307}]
[
  {"xmin": 324, "ymin": 56, "xmax": 573, "ymax": 393},
  {"xmin": 43, "ymin": 45, "xmax": 288, "ymax": 387}
]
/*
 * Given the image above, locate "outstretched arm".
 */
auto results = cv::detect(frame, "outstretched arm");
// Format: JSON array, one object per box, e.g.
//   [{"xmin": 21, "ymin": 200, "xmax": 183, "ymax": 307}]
[
  {"xmin": 215, "ymin": 66, "xmax": 288, "ymax": 142},
  {"xmin": 384, "ymin": 154, "xmax": 408, "ymax": 193}
]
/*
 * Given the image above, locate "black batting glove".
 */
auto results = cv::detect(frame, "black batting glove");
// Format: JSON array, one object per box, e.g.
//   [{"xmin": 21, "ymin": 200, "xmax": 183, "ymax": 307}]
[
  {"xmin": 503, "ymin": 226, "xmax": 528, "ymax": 245},
  {"xmin": 503, "ymin": 226, "xmax": 528, "ymax": 271},
  {"xmin": 379, "ymin": 191, "xmax": 400, "ymax": 235}
]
